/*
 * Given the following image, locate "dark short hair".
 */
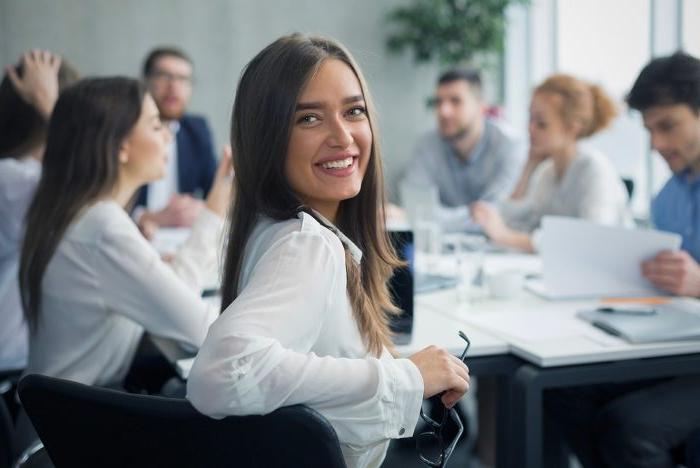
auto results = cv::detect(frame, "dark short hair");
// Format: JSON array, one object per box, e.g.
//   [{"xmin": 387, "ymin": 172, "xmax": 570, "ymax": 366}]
[
  {"xmin": 0, "ymin": 58, "xmax": 79, "ymax": 159},
  {"xmin": 627, "ymin": 51, "xmax": 700, "ymax": 112},
  {"xmin": 142, "ymin": 47, "xmax": 192, "ymax": 77},
  {"xmin": 437, "ymin": 68, "xmax": 482, "ymax": 94}
]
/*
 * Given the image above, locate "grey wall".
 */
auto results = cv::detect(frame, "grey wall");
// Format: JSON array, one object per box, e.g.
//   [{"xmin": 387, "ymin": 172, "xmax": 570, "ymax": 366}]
[{"xmin": 0, "ymin": 0, "xmax": 441, "ymax": 199}]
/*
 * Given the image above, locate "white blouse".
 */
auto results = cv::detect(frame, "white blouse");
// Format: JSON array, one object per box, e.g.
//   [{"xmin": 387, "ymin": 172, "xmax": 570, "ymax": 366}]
[
  {"xmin": 0, "ymin": 157, "xmax": 40, "ymax": 371},
  {"xmin": 500, "ymin": 146, "xmax": 632, "ymax": 234},
  {"xmin": 25, "ymin": 200, "xmax": 221, "ymax": 386},
  {"xmin": 187, "ymin": 212, "xmax": 424, "ymax": 468}
]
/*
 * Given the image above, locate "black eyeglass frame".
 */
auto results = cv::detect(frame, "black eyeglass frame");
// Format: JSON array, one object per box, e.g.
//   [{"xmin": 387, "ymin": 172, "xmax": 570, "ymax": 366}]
[{"xmin": 416, "ymin": 331, "xmax": 471, "ymax": 468}]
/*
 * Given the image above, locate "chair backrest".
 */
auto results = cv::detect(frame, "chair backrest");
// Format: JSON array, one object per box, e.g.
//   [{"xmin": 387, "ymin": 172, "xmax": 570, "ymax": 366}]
[
  {"xmin": 18, "ymin": 374, "xmax": 346, "ymax": 468},
  {"xmin": 0, "ymin": 393, "xmax": 12, "ymax": 468}
]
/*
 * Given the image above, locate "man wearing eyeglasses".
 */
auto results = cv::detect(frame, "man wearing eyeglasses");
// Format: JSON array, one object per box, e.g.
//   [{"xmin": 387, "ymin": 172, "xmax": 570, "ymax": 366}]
[{"xmin": 133, "ymin": 47, "xmax": 218, "ymax": 237}]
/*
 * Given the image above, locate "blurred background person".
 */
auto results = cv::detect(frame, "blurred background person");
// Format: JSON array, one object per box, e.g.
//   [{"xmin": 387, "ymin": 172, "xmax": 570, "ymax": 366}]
[
  {"xmin": 133, "ymin": 47, "xmax": 218, "ymax": 237},
  {"xmin": 472, "ymin": 74, "xmax": 630, "ymax": 252},
  {"xmin": 0, "ymin": 49, "xmax": 78, "ymax": 372},
  {"xmin": 401, "ymin": 68, "xmax": 524, "ymax": 232},
  {"xmin": 19, "ymin": 77, "xmax": 231, "ymax": 389}
]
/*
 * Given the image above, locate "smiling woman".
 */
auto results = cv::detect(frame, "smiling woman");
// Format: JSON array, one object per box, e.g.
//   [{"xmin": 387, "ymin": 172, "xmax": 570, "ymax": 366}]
[
  {"xmin": 186, "ymin": 34, "xmax": 471, "ymax": 468},
  {"xmin": 285, "ymin": 59, "xmax": 372, "ymax": 222}
]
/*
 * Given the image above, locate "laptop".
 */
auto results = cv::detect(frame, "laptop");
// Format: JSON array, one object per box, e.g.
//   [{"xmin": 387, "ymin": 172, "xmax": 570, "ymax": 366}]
[{"xmin": 388, "ymin": 230, "xmax": 415, "ymax": 345}]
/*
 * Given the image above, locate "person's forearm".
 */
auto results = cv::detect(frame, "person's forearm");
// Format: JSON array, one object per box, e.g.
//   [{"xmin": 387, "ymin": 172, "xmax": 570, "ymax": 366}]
[{"xmin": 494, "ymin": 228, "xmax": 534, "ymax": 253}]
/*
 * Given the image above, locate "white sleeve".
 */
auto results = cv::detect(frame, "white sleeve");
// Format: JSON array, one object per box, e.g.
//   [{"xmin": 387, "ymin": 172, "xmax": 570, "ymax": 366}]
[
  {"xmin": 93, "ymin": 219, "xmax": 218, "ymax": 348},
  {"xmin": 186, "ymin": 230, "xmax": 423, "ymax": 447},
  {"xmin": 167, "ymin": 208, "xmax": 225, "ymax": 292}
]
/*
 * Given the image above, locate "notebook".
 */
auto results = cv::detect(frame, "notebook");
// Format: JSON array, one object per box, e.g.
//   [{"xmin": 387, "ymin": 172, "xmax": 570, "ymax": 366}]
[
  {"xmin": 577, "ymin": 300, "xmax": 700, "ymax": 343},
  {"xmin": 527, "ymin": 216, "xmax": 682, "ymax": 299}
]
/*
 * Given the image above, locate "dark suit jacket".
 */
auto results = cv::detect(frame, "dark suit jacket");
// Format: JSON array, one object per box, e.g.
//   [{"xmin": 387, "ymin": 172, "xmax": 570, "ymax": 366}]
[{"xmin": 135, "ymin": 114, "xmax": 218, "ymax": 208}]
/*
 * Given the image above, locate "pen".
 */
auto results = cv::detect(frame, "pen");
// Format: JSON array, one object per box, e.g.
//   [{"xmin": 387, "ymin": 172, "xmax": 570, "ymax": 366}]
[{"xmin": 596, "ymin": 306, "xmax": 657, "ymax": 316}]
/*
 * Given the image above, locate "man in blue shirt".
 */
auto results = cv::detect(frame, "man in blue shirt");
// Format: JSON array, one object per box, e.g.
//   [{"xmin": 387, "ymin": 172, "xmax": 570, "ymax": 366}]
[{"xmin": 546, "ymin": 52, "xmax": 700, "ymax": 468}]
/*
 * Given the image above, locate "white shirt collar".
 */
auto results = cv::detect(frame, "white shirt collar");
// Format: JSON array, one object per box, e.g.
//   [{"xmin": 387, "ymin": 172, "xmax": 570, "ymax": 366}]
[{"xmin": 298, "ymin": 210, "xmax": 363, "ymax": 265}]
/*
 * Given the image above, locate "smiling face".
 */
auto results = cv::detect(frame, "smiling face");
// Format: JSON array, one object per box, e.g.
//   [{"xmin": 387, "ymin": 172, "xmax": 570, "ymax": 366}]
[
  {"xmin": 642, "ymin": 104, "xmax": 700, "ymax": 174},
  {"xmin": 285, "ymin": 58, "xmax": 372, "ymax": 222}
]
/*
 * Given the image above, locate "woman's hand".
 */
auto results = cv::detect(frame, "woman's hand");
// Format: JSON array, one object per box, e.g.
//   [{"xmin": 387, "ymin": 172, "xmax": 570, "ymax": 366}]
[
  {"xmin": 205, "ymin": 145, "xmax": 234, "ymax": 217},
  {"xmin": 6, "ymin": 50, "xmax": 62, "ymax": 119},
  {"xmin": 526, "ymin": 146, "xmax": 549, "ymax": 166},
  {"xmin": 409, "ymin": 345, "xmax": 470, "ymax": 408},
  {"xmin": 471, "ymin": 201, "xmax": 508, "ymax": 243}
]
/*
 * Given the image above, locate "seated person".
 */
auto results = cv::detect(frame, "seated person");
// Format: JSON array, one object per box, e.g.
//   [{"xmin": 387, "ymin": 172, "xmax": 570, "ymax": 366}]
[
  {"xmin": 186, "ymin": 34, "xmax": 470, "ymax": 468},
  {"xmin": 19, "ymin": 77, "xmax": 231, "ymax": 387},
  {"xmin": 0, "ymin": 50, "xmax": 78, "ymax": 372},
  {"xmin": 401, "ymin": 68, "xmax": 524, "ymax": 232},
  {"xmin": 546, "ymin": 52, "xmax": 700, "ymax": 468},
  {"xmin": 472, "ymin": 74, "xmax": 630, "ymax": 252},
  {"xmin": 133, "ymin": 47, "xmax": 219, "ymax": 236}
]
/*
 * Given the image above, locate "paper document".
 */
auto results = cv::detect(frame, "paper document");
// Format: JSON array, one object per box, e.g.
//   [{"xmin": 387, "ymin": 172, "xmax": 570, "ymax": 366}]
[{"xmin": 530, "ymin": 216, "xmax": 682, "ymax": 299}]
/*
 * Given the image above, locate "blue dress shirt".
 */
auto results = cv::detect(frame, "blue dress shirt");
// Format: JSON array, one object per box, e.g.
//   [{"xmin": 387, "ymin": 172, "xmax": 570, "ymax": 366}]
[{"xmin": 652, "ymin": 171, "xmax": 700, "ymax": 262}]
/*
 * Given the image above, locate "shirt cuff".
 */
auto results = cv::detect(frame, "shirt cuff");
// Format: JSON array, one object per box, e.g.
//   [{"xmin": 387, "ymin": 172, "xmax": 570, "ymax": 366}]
[{"xmin": 377, "ymin": 357, "xmax": 424, "ymax": 439}]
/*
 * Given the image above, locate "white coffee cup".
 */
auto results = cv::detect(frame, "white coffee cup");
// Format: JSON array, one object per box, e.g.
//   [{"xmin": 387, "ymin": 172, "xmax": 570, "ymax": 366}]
[{"xmin": 487, "ymin": 270, "xmax": 524, "ymax": 299}]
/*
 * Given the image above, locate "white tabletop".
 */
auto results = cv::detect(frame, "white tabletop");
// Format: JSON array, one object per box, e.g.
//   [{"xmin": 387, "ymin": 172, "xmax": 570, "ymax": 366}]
[
  {"xmin": 395, "ymin": 303, "xmax": 509, "ymax": 358},
  {"xmin": 420, "ymin": 282, "xmax": 700, "ymax": 367}
]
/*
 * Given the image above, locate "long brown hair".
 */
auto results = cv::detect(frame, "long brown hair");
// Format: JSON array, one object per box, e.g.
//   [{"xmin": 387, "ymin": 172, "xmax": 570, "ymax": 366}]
[
  {"xmin": 0, "ymin": 57, "xmax": 79, "ymax": 159},
  {"xmin": 20, "ymin": 77, "xmax": 146, "ymax": 331},
  {"xmin": 222, "ymin": 34, "xmax": 401, "ymax": 356}
]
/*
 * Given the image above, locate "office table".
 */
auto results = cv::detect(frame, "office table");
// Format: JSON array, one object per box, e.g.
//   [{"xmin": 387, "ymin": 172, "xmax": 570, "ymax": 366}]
[{"xmin": 421, "ymin": 286, "xmax": 700, "ymax": 468}]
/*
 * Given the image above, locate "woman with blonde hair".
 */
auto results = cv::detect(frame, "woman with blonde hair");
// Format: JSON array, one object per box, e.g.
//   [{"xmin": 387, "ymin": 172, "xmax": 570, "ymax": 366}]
[
  {"xmin": 187, "ymin": 34, "xmax": 470, "ymax": 468},
  {"xmin": 472, "ymin": 74, "xmax": 630, "ymax": 252}
]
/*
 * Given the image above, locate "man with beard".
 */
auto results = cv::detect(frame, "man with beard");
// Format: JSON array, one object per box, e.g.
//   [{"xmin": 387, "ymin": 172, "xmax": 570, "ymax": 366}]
[
  {"xmin": 134, "ymin": 47, "xmax": 218, "ymax": 235},
  {"xmin": 401, "ymin": 69, "xmax": 524, "ymax": 232},
  {"xmin": 546, "ymin": 52, "xmax": 700, "ymax": 468}
]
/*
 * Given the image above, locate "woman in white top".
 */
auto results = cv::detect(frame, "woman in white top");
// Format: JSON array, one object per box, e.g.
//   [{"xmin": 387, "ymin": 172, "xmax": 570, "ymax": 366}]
[
  {"xmin": 0, "ymin": 50, "xmax": 78, "ymax": 371},
  {"xmin": 19, "ymin": 77, "xmax": 231, "ymax": 386},
  {"xmin": 472, "ymin": 74, "xmax": 630, "ymax": 252},
  {"xmin": 186, "ymin": 34, "xmax": 470, "ymax": 468}
]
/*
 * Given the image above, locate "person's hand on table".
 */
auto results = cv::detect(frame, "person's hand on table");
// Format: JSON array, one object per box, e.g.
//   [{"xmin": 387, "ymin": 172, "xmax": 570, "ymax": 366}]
[
  {"xmin": 470, "ymin": 201, "xmax": 509, "ymax": 243},
  {"xmin": 642, "ymin": 250, "xmax": 700, "ymax": 297}
]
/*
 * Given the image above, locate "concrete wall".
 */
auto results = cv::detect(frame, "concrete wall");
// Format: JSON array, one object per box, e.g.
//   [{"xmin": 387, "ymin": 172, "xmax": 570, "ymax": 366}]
[{"xmin": 0, "ymin": 0, "xmax": 443, "ymax": 199}]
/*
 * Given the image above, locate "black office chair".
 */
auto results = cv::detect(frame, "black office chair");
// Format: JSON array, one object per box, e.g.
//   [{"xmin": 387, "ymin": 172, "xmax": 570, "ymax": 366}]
[
  {"xmin": 1, "ymin": 370, "xmax": 50, "ymax": 468},
  {"xmin": 686, "ymin": 428, "xmax": 700, "ymax": 468},
  {"xmin": 18, "ymin": 374, "xmax": 346, "ymax": 468}
]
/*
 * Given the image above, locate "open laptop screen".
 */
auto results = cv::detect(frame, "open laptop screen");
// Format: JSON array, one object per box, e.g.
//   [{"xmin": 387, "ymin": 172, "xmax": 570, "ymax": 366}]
[{"xmin": 388, "ymin": 230, "xmax": 414, "ymax": 344}]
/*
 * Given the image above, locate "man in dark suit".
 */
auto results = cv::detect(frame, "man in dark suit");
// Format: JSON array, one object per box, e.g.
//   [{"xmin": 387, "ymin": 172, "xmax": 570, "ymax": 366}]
[{"xmin": 134, "ymin": 47, "xmax": 218, "ymax": 235}]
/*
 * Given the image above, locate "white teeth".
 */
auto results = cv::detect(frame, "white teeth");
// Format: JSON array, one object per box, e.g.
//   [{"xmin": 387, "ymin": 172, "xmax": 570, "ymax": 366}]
[{"xmin": 320, "ymin": 157, "xmax": 353, "ymax": 169}]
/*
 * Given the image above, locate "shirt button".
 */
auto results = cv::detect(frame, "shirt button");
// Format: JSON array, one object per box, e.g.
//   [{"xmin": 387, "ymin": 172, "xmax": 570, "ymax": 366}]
[{"xmin": 399, "ymin": 428, "xmax": 405, "ymax": 436}]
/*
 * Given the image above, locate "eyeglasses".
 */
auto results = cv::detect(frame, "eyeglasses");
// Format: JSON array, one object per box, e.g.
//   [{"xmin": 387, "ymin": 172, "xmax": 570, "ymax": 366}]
[
  {"xmin": 148, "ymin": 70, "xmax": 193, "ymax": 86},
  {"xmin": 416, "ymin": 331, "xmax": 470, "ymax": 467}
]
